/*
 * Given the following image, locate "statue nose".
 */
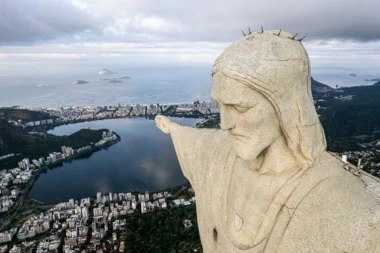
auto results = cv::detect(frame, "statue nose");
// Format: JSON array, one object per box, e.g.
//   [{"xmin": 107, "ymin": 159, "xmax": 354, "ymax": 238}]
[
  {"xmin": 221, "ymin": 119, "xmax": 234, "ymax": 130},
  {"xmin": 220, "ymin": 107, "xmax": 235, "ymax": 130}
]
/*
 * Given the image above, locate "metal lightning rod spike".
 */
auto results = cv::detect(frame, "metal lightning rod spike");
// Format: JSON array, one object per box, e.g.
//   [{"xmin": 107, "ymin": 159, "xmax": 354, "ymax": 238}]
[
  {"xmin": 248, "ymin": 28, "xmax": 252, "ymax": 35},
  {"xmin": 299, "ymin": 35, "xmax": 307, "ymax": 42},
  {"xmin": 353, "ymin": 158, "xmax": 361, "ymax": 176},
  {"xmin": 291, "ymin": 33, "xmax": 298, "ymax": 40},
  {"xmin": 275, "ymin": 29, "xmax": 282, "ymax": 36},
  {"xmin": 242, "ymin": 31, "xmax": 246, "ymax": 36},
  {"xmin": 261, "ymin": 26, "xmax": 264, "ymax": 33}
]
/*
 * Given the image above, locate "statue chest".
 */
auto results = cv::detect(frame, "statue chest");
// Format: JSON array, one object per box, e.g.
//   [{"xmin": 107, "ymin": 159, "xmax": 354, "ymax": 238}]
[
  {"xmin": 195, "ymin": 147, "xmax": 318, "ymax": 252},
  {"xmin": 196, "ymin": 149, "xmax": 277, "ymax": 252}
]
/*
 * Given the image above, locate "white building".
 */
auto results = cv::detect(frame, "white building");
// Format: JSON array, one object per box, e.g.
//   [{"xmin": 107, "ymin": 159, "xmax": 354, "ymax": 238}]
[
  {"xmin": 0, "ymin": 232, "xmax": 12, "ymax": 243},
  {"xmin": 9, "ymin": 245, "xmax": 20, "ymax": 253}
]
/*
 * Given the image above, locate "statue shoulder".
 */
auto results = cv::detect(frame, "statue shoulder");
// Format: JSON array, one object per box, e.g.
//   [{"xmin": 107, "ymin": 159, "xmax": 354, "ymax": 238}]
[{"xmin": 277, "ymin": 153, "xmax": 380, "ymax": 252}]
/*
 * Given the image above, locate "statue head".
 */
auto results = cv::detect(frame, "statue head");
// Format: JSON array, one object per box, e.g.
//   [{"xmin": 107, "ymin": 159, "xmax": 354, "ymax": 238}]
[{"xmin": 211, "ymin": 30, "xmax": 326, "ymax": 169}]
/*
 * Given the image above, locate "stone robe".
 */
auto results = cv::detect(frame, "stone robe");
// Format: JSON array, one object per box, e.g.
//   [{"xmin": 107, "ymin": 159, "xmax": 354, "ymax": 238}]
[{"xmin": 170, "ymin": 125, "xmax": 380, "ymax": 253}]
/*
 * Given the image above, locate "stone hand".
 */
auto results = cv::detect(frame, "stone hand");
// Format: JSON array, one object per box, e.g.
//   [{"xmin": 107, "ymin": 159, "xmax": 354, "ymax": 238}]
[{"xmin": 155, "ymin": 115, "xmax": 172, "ymax": 134}]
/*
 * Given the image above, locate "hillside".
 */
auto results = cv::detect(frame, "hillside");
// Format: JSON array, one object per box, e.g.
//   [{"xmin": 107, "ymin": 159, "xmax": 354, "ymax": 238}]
[
  {"xmin": 0, "ymin": 119, "xmax": 108, "ymax": 169},
  {"xmin": 0, "ymin": 119, "xmax": 36, "ymax": 155},
  {"xmin": 311, "ymin": 77, "xmax": 334, "ymax": 93},
  {"xmin": 0, "ymin": 108, "xmax": 54, "ymax": 121},
  {"xmin": 315, "ymin": 82, "xmax": 380, "ymax": 151}
]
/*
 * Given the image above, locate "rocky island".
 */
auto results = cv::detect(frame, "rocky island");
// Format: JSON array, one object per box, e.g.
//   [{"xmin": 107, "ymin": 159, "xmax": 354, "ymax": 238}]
[
  {"xmin": 108, "ymin": 80, "xmax": 123, "ymax": 83},
  {"xmin": 72, "ymin": 80, "xmax": 89, "ymax": 85},
  {"xmin": 98, "ymin": 69, "xmax": 114, "ymax": 75}
]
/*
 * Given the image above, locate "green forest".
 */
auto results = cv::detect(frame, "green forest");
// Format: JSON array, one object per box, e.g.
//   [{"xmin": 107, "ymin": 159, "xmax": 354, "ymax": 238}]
[
  {"xmin": 0, "ymin": 125, "xmax": 107, "ymax": 170},
  {"xmin": 121, "ymin": 205, "xmax": 202, "ymax": 253}
]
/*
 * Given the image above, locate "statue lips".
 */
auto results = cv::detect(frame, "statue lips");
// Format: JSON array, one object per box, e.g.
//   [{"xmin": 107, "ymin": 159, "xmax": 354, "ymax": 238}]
[{"xmin": 228, "ymin": 130, "xmax": 246, "ymax": 140}]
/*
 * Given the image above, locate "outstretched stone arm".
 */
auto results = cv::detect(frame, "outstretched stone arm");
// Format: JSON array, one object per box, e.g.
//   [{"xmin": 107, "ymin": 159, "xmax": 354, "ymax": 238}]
[{"xmin": 155, "ymin": 115, "xmax": 227, "ymax": 190}]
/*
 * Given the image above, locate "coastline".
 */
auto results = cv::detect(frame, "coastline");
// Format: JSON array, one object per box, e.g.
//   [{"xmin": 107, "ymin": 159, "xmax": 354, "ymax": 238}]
[{"xmin": 0, "ymin": 133, "xmax": 121, "ymax": 231}]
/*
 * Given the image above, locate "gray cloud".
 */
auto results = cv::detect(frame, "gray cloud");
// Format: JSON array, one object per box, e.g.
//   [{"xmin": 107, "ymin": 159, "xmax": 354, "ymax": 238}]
[
  {"xmin": 0, "ymin": 0, "xmax": 100, "ymax": 44},
  {"xmin": 1, "ymin": 0, "xmax": 380, "ymax": 45},
  {"xmin": 83, "ymin": 0, "xmax": 380, "ymax": 42}
]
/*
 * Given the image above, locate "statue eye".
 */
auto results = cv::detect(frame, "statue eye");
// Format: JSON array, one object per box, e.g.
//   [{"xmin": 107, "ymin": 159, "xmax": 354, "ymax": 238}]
[{"xmin": 234, "ymin": 105, "xmax": 249, "ymax": 113}]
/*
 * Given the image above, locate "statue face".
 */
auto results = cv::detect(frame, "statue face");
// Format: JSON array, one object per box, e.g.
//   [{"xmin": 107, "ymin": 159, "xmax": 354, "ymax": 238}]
[{"xmin": 211, "ymin": 72, "xmax": 282, "ymax": 161}]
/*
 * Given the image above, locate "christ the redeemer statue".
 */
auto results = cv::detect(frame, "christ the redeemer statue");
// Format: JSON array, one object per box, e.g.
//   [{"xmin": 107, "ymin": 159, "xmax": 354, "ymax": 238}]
[{"xmin": 155, "ymin": 30, "xmax": 380, "ymax": 252}]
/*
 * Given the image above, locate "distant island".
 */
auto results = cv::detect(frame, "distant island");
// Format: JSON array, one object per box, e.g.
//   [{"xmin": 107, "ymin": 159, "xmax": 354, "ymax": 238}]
[
  {"xmin": 118, "ymin": 76, "xmax": 131, "ymax": 79},
  {"xmin": 365, "ymin": 78, "xmax": 380, "ymax": 82},
  {"xmin": 98, "ymin": 69, "xmax": 115, "ymax": 75},
  {"xmin": 72, "ymin": 80, "xmax": 89, "ymax": 85},
  {"xmin": 100, "ymin": 76, "xmax": 132, "ymax": 83},
  {"xmin": 109, "ymin": 80, "xmax": 123, "ymax": 83}
]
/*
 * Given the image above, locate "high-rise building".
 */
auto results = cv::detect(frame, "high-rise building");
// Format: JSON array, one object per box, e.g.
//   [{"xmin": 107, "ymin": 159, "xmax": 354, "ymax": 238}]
[
  {"xmin": 97, "ymin": 192, "xmax": 102, "ymax": 203},
  {"xmin": 93, "ymin": 207, "xmax": 102, "ymax": 217},
  {"xmin": 68, "ymin": 199, "xmax": 74, "ymax": 208},
  {"xmin": 82, "ymin": 207, "xmax": 88, "ymax": 220},
  {"xmin": 131, "ymin": 201, "xmax": 136, "ymax": 210},
  {"xmin": 43, "ymin": 220, "xmax": 50, "ymax": 231}
]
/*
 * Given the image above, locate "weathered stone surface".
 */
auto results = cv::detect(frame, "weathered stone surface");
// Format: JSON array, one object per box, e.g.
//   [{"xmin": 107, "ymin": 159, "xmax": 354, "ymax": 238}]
[{"xmin": 155, "ymin": 30, "xmax": 380, "ymax": 252}]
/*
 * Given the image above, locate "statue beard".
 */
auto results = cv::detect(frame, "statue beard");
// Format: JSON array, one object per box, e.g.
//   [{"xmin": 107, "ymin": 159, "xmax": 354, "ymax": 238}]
[{"xmin": 232, "ymin": 137, "xmax": 269, "ymax": 168}]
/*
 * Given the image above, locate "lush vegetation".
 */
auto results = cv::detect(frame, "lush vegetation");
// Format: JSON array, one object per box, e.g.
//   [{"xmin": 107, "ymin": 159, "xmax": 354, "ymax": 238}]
[
  {"xmin": 0, "ymin": 125, "xmax": 107, "ymax": 169},
  {"xmin": 316, "ymin": 82, "xmax": 380, "ymax": 152},
  {"xmin": 118, "ymin": 184, "xmax": 202, "ymax": 252},
  {"xmin": 0, "ymin": 119, "xmax": 36, "ymax": 156},
  {"xmin": 0, "ymin": 108, "xmax": 54, "ymax": 121},
  {"xmin": 121, "ymin": 205, "xmax": 202, "ymax": 253}
]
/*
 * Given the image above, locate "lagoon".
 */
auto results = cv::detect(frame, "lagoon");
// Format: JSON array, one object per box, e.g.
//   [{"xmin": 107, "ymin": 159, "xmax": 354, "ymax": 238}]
[{"xmin": 28, "ymin": 117, "xmax": 200, "ymax": 204}]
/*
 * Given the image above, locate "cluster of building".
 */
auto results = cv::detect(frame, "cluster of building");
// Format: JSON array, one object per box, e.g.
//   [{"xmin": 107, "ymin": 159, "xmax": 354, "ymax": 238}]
[
  {"xmin": 137, "ymin": 191, "xmax": 168, "ymax": 214},
  {"xmin": 2, "ymin": 164, "xmax": 33, "ymax": 187},
  {"xmin": 0, "ymin": 189, "xmax": 195, "ymax": 253},
  {"xmin": 95, "ymin": 131, "xmax": 118, "ymax": 147},
  {"xmin": 339, "ymin": 139, "xmax": 380, "ymax": 175},
  {"xmin": 35, "ymin": 235, "xmax": 61, "ymax": 253},
  {"xmin": 334, "ymin": 94, "xmax": 355, "ymax": 101},
  {"xmin": 6, "ymin": 101, "xmax": 220, "ymax": 129},
  {"xmin": 179, "ymin": 101, "xmax": 219, "ymax": 115},
  {"xmin": 312, "ymin": 88, "xmax": 348, "ymax": 111},
  {"xmin": 0, "ymin": 165, "xmax": 30, "ymax": 213},
  {"xmin": 10, "ymin": 119, "xmax": 55, "ymax": 128},
  {"xmin": 4, "ymin": 237, "xmax": 56, "ymax": 253},
  {"xmin": 17, "ymin": 213, "xmax": 53, "ymax": 241},
  {"xmin": 0, "ymin": 228, "xmax": 17, "ymax": 244}
]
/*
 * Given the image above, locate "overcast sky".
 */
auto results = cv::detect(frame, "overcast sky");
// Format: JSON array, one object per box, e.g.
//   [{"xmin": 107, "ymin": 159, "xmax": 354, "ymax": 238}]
[{"xmin": 1, "ymin": 0, "xmax": 380, "ymax": 84}]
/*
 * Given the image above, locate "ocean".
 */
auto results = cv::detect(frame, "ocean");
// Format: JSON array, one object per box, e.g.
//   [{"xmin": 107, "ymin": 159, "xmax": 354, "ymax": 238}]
[
  {"xmin": 0, "ymin": 65, "xmax": 213, "ymax": 108},
  {"xmin": 0, "ymin": 62, "xmax": 378, "ymax": 109}
]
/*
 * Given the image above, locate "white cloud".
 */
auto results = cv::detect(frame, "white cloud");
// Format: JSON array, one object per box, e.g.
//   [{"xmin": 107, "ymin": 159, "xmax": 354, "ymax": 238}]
[
  {"xmin": 0, "ymin": 53, "xmax": 88, "ymax": 60},
  {"xmin": 140, "ymin": 16, "xmax": 173, "ymax": 32}
]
